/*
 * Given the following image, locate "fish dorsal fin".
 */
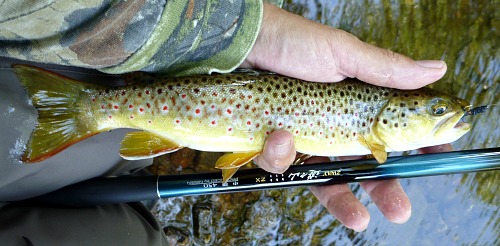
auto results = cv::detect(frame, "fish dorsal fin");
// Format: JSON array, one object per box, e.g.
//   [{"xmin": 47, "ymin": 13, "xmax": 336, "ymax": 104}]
[
  {"xmin": 357, "ymin": 135, "xmax": 387, "ymax": 164},
  {"xmin": 215, "ymin": 151, "xmax": 261, "ymax": 182},
  {"xmin": 120, "ymin": 131, "xmax": 182, "ymax": 160}
]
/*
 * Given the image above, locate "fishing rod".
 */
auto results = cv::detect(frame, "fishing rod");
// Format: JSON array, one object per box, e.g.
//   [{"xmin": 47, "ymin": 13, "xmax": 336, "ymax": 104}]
[{"xmin": 22, "ymin": 147, "xmax": 500, "ymax": 207}]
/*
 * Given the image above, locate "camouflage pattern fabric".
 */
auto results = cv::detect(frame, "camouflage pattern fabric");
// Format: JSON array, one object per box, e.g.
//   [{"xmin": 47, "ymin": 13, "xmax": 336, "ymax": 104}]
[{"xmin": 0, "ymin": 0, "xmax": 264, "ymax": 76}]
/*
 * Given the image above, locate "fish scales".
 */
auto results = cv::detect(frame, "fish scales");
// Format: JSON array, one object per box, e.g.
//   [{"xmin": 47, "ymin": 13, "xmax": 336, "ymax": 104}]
[{"xmin": 86, "ymin": 74, "xmax": 392, "ymax": 156}]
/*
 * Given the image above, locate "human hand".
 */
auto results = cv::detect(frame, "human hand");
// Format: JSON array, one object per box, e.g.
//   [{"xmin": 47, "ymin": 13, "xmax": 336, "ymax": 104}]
[{"xmin": 242, "ymin": 4, "xmax": 449, "ymax": 231}]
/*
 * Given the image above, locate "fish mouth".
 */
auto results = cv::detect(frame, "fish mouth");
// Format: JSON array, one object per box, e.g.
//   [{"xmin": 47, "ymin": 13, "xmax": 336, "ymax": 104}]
[{"xmin": 434, "ymin": 112, "xmax": 471, "ymax": 137}]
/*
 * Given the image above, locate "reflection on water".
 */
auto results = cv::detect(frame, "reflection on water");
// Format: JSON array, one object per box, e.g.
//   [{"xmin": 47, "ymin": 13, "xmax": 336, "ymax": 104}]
[{"xmin": 153, "ymin": 0, "xmax": 499, "ymax": 244}]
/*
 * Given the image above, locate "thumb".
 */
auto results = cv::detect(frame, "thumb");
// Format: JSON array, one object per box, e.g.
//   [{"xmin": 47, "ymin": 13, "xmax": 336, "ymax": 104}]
[
  {"xmin": 334, "ymin": 31, "xmax": 447, "ymax": 89},
  {"xmin": 254, "ymin": 130, "xmax": 296, "ymax": 174}
]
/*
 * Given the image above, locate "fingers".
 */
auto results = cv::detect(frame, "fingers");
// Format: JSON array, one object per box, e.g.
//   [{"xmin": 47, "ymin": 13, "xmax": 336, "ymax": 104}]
[
  {"xmin": 332, "ymin": 30, "xmax": 447, "ymax": 89},
  {"xmin": 307, "ymin": 156, "xmax": 370, "ymax": 231},
  {"xmin": 417, "ymin": 143, "xmax": 453, "ymax": 154},
  {"xmin": 254, "ymin": 130, "xmax": 295, "ymax": 173},
  {"xmin": 360, "ymin": 179, "xmax": 411, "ymax": 224}
]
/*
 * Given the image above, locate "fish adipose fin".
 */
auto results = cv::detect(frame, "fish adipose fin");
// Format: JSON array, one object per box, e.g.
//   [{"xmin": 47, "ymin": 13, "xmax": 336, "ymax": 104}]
[
  {"xmin": 120, "ymin": 131, "xmax": 183, "ymax": 160},
  {"xmin": 357, "ymin": 135, "xmax": 387, "ymax": 164},
  {"xmin": 13, "ymin": 65, "xmax": 101, "ymax": 163},
  {"xmin": 216, "ymin": 151, "xmax": 261, "ymax": 182}
]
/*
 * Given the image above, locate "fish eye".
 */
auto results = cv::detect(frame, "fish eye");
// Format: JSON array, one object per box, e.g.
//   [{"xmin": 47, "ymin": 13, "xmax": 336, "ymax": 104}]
[{"xmin": 429, "ymin": 98, "xmax": 448, "ymax": 116}]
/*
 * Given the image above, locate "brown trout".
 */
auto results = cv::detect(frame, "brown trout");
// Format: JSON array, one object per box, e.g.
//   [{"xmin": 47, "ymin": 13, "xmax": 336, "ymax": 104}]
[{"xmin": 14, "ymin": 65, "xmax": 471, "ymax": 182}]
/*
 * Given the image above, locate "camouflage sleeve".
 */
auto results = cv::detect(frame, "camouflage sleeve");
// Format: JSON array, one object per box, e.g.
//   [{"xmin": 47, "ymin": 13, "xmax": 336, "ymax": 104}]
[{"xmin": 0, "ymin": 0, "xmax": 265, "ymax": 76}]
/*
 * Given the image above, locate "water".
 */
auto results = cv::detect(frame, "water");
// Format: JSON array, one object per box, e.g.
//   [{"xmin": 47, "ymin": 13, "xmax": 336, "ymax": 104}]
[{"xmin": 153, "ymin": 1, "xmax": 499, "ymax": 244}]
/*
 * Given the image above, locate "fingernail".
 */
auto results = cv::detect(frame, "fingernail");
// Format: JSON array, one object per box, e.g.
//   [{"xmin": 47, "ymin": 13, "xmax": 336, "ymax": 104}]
[
  {"xmin": 415, "ymin": 60, "xmax": 445, "ymax": 69},
  {"xmin": 274, "ymin": 139, "xmax": 292, "ymax": 157}
]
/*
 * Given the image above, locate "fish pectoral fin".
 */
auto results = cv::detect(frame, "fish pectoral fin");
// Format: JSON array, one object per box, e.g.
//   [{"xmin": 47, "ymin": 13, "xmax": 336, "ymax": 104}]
[
  {"xmin": 120, "ymin": 131, "xmax": 182, "ymax": 160},
  {"xmin": 222, "ymin": 168, "xmax": 240, "ymax": 183},
  {"xmin": 357, "ymin": 136, "xmax": 387, "ymax": 164},
  {"xmin": 215, "ymin": 151, "xmax": 261, "ymax": 182}
]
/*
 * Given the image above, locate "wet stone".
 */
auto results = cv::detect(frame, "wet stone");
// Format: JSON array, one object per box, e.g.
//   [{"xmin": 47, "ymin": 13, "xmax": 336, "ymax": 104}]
[
  {"xmin": 192, "ymin": 202, "xmax": 215, "ymax": 245},
  {"xmin": 163, "ymin": 226, "xmax": 191, "ymax": 246}
]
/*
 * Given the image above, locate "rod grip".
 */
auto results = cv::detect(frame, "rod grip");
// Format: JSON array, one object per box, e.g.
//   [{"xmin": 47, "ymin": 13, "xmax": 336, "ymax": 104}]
[{"xmin": 19, "ymin": 176, "xmax": 158, "ymax": 207}]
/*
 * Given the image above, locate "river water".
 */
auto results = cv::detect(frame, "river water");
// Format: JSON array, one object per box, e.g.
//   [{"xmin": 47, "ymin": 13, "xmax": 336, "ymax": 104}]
[{"xmin": 153, "ymin": 1, "xmax": 499, "ymax": 245}]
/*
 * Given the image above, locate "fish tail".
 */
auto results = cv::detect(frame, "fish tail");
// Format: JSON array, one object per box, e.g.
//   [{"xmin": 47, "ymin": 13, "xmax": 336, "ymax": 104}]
[{"xmin": 13, "ymin": 65, "xmax": 100, "ymax": 162}]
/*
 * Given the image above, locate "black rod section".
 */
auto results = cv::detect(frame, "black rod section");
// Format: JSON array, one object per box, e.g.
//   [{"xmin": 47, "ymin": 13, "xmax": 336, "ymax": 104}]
[{"xmin": 20, "ymin": 148, "xmax": 500, "ymax": 207}]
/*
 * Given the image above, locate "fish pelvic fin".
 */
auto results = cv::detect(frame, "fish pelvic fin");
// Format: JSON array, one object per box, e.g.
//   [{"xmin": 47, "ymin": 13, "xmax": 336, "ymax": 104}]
[
  {"xmin": 216, "ymin": 151, "xmax": 261, "ymax": 182},
  {"xmin": 13, "ymin": 65, "xmax": 101, "ymax": 163}
]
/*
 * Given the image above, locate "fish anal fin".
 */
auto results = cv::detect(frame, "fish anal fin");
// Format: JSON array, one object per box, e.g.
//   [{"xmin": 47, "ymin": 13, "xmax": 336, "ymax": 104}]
[
  {"xmin": 357, "ymin": 136, "xmax": 387, "ymax": 164},
  {"xmin": 120, "ymin": 131, "xmax": 182, "ymax": 160}
]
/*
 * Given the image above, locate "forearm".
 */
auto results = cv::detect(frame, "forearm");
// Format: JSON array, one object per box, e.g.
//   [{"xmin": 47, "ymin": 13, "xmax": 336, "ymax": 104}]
[{"xmin": 0, "ymin": 0, "xmax": 263, "ymax": 75}]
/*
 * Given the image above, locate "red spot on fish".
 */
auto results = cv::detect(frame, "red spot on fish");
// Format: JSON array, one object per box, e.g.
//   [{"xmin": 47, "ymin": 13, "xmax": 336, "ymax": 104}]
[
  {"xmin": 255, "ymin": 123, "xmax": 260, "ymax": 128},
  {"xmin": 146, "ymin": 90, "xmax": 150, "ymax": 95},
  {"xmin": 228, "ymin": 127, "xmax": 233, "ymax": 132},
  {"xmin": 247, "ymin": 121, "xmax": 252, "ymax": 125},
  {"xmin": 101, "ymin": 105, "xmax": 105, "ymax": 109},
  {"xmin": 108, "ymin": 115, "xmax": 112, "ymax": 119},
  {"xmin": 175, "ymin": 119, "xmax": 180, "ymax": 124},
  {"xmin": 146, "ymin": 103, "xmax": 151, "ymax": 108},
  {"xmin": 295, "ymin": 112, "xmax": 299, "ymax": 117},
  {"xmin": 113, "ymin": 105, "xmax": 119, "ymax": 110},
  {"xmin": 249, "ymin": 137, "xmax": 253, "ymax": 141},
  {"xmin": 211, "ymin": 105, "xmax": 215, "ymax": 109},
  {"xmin": 248, "ymin": 95, "xmax": 252, "ymax": 99},
  {"xmin": 211, "ymin": 120, "xmax": 216, "ymax": 125},
  {"xmin": 91, "ymin": 98, "xmax": 96, "ymax": 103},
  {"xmin": 266, "ymin": 131, "xmax": 270, "ymax": 135},
  {"xmin": 227, "ymin": 109, "xmax": 232, "ymax": 114},
  {"xmin": 311, "ymin": 100, "xmax": 315, "ymax": 105},
  {"xmin": 212, "ymin": 92, "xmax": 218, "ymax": 97},
  {"xmin": 295, "ymin": 130, "xmax": 299, "ymax": 134},
  {"xmin": 139, "ymin": 108, "xmax": 144, "ymax": 112},
  {"xmin": 338, "ymin": 112, "xmax": 341, "ymax": 116},
  {"xmin": 278, "ymin": 122, "xmax": 283, "ymax": 127},
  {"xmin": 320, "ymin": 132, "xmax": 323, "ymax": 135},
  {"xmin": 236, "ymin": 104, "xmax": 241, "ymax": 109},
  {"xmin": 181, "ymin": 94, "xmax": 186, "ymax": 99},
  {"xmin": 268, "ymin": 121, "xmax": 273, "ymax": 125},
  {"xmin": 163, "ymin": 105, "xmax": 168, "ymax": 111},
  {"xmin": 195, "ymin": 109, "xmax": 201, "ymax": 114},
  {"xmin": 121, "ymin": 90, "xmax": 126, "ymax": 96},
  {"xmin": 265, "ymin": 111, "xmax": 269, "ymax": 115},
  {"xmin": 330, "ymin": 141, "xmax": 333, "ymax": 145}
]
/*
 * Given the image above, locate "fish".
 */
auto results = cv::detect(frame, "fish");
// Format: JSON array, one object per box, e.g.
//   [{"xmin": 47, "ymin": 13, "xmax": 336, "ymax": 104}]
[{"xmin": 13, "ymin": 64, "xmax": 472, "ymax": 182}]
